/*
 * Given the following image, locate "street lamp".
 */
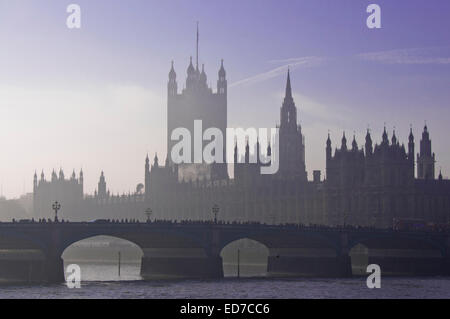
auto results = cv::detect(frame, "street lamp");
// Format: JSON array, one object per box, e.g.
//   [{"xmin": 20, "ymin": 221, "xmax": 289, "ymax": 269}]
[
  {"xmin": 212, "ymin": 204, "xmax": 219, "ymax": 224},
  {"xmin": 52, "ymin": 201, "xmax": 61, "ymax": 222},
  {"xmin": 145, "ymin": 208, "xmax": 153, "ymax": 223}
]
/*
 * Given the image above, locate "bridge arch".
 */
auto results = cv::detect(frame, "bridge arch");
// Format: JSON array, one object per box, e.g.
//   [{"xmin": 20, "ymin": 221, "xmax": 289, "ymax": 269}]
[
  {"xmin": 61, "ymin": 235, "xmax": 144, "ymax": 281},
  {"xmin": 348, "ymin": 233, "xmax": 446, "ymax": 276},
  {"xmin": 217, "ymin": 229, "xmax": 344, "ymax": 278},
  {"xmin": 219, "ymin": 237, "xmax": 270, "ymax": 278}
]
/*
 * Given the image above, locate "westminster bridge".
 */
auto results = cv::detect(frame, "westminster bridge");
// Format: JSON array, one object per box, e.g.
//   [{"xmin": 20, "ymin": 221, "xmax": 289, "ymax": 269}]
[{"xmin": 0, "ymin": 220, "xmax": 449, "ymax": 283}]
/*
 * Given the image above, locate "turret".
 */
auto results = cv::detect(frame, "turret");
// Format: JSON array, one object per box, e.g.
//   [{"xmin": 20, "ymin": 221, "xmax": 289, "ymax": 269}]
[
  {"xmin": 186, "ymin": 57, "xmax": 196, "ymax": 90},
  {"xmin": 408, "ymin": 127, "xmax": 415, "ymax": 177},
  {"xmin": 326, "ymin": 133, "xmax": 332, "ymax": 161},
  {"xmin": 245, "ymin": 140, "xmax": 250, "ymax": 164},
  {"xmin": 341, "ymin": 132, "xmax": 347, "ymax": 151},
  {"xmin": 153, "ymin": 153, "xmax": 159, "ymax": 168},
  {"xmin": 98, "ymin": 171, "xmax": 107, "ymax": 198},
  {"xmin": 79, "ymin": 169, "xmax": 84, "ymax": 189},
  {"xmin": 391, "ymin": 130, "xmax": 397, "ymax": 145},
  {"xmin": 33, "ymin": 171, "xmax": 38, "ymax": 192},
  {"xmin": 365, "ymin": 129, "xmax": 373, "ymax": 156},
  {"xmin": 408, "ymin": 127, "xmax": 415, "ymax": 158},
  {"xmin": 168, "ymin": 61, "xmax": 177, "ymax": 96},
  {"xmin": 145, "ymin": 154, "xmax": 150, "ymax": 171},
  {"xmin": 352, "ymin": 134, "xmax": 358, "ymax": 151},
  {"xmin": 255, "ymin": 138, "xmax": 260, "ymax": 163},
  {"xmin": 145, "ymin": 154, "xmax": 150, "ymax": 201},
  {"xmin": 217, "ymin": 59, "xmax": 227, "ymax": 95},
  {"xmin": 200, "ymin": 64, "xmax": 207, "ymax": 85},
  {"xmin": 382, "ymin": 126, "xmax": 389, "ymax": 145},
  {"xmin": 417, "ymin": 124, "xmax": 435, "ymax": 179}
]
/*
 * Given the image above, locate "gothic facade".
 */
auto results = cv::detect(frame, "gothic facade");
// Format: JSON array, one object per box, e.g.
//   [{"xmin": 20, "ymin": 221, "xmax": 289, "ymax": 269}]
[
  {"xmin": 166, "ymin": 57, "xmax": 228, "ymax": 182},
  {"xmin": 143, "ymin": 71, "xmax": 450, "ymax": 228},
  {"xmin": 32, "ymin": 63, "xmax": 450, "ymax": 228},
  {"xmin": 33, "ymin": 169, "xmax": 84, "ymax": 219}
]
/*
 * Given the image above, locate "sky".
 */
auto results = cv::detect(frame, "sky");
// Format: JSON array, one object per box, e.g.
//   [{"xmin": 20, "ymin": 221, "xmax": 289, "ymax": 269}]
[{"xmin": 0, "ymin": 0, "xmax": 449, "ymax": 198}]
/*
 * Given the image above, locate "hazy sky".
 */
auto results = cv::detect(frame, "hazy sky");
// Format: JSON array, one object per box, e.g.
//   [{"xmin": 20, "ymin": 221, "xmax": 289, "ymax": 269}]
[{"xmin": 0, "ymin": 0, "xmax": 449, "ymax": 198}]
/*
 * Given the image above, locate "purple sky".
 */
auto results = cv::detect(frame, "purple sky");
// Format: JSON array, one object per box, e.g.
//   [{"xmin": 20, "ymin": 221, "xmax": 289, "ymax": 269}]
[{"xmin": 0, "ymin": 0, "xmax": 449, "ymax": 198}]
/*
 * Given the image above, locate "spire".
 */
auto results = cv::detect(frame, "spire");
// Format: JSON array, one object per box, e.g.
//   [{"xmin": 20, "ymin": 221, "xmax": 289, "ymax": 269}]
[
  {"xmin": 285, "ymin": 68, "xmax": 292, "ymax": 100},
  {"xmin": 409, "ymin": 126, "xmax": 414, "ymax": 142},
  {"xmin": 187, "ymin": 56, "xmax": 195, "ymax": 75},
  {"xmin": 218, "ymin": 59, "xmax": 226, "ymax": 77},
  {"xmin": 154, "ymin": 153, "xmax": 159, "ymax": 167},
  {"xmin": 352, "ymin": 134, "xmax": 358, "ymax": 151},
  {"xmin": 365, "ymin": 129, "xmax": 373, "ymax": 155},
  {"xmin": 422, "ymin": 123, "xmax": 429, "ymax": 139},
  {"xmin": 382, "ymin": 126, "xmax": 388, "ymax": 144},
  {"xmin": 200, "ymin": 63, "xmax": 207, "ymax": 84},
  {"xmin": 169, "ymin": 60, "xmax": 176, "ymax": 80},
  {"xmin": 392, "ymin": 129, "xmax": 397, "ymax": 145},
  {"xmin": 365, "ymin": 128, "xmax": 372, "ymax": 142},
  {"xmin": 326, "ymin": 132, "xmax": 332, "ymax": 147},
  {"xmin": 341, "ymin": 132, "xmax": 347, "ymax": 150},
  {"xmin": 245, "ymin": 139, "xmax": 250, "ymax": 163}
]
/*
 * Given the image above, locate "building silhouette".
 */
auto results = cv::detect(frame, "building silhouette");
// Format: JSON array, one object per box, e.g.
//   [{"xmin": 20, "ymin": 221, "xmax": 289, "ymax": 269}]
[
  {"xmin": 141, "ymin": 72, "xmax": 450, "ymax": 227},
  {"xmin": 33, "ymin": 169, "xmax": 83, "ymax": 219},
  {"xmin": 165, "ymin": 25, "xmax": 228, "ymax": 182},
  {"xmin": 32, "ymin": 46, "xmax": 450, "ymax": 227}
]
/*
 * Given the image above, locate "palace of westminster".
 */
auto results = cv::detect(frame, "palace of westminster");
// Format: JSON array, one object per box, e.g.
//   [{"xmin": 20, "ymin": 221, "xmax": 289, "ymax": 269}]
[{"xmin": 31, "ymin": 50, "xmax": 450, "ymax": 228}]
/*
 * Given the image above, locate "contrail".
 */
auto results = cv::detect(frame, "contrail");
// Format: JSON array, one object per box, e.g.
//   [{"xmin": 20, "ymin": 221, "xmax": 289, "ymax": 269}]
[{"xmin": 230, "ymin": 56, "xmax": 327, "ymax": 88}]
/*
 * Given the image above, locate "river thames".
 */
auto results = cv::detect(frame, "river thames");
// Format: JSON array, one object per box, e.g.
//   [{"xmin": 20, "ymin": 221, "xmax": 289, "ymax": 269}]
[{"xmin": 0, "ymin": 262, "xmax": 449, "ymax": 299}]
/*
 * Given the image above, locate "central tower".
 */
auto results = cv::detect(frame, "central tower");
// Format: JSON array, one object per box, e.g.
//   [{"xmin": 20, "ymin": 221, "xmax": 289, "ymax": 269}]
[{"xmin": 166, "ymin": 25, "xmax": 228, "ymax": 181}]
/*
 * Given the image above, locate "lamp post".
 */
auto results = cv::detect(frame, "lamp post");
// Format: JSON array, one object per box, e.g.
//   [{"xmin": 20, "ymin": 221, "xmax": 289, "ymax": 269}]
[
  {"xmin": 212, "ymin": 204, "xmax": 219, "ymax": 224},
  {"xmin": 52, "ymin": 201, "xmax": 61, "ymax": 222},
  {"xmin": 145, "ymin": 208, "xmax": 153, "ymax": 223}
]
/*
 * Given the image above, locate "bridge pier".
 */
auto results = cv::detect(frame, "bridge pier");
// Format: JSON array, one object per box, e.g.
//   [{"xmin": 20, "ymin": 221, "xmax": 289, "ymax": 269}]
[
  {"xmin": 0, "ymin": 250, "xmax": 64, "ymax": 283},
  {"xmin": 267, "ymin": 248, "xmax": 352, "ymax": 278},
  {"xmin": 140, "ymin": 248, "xmax": 223, "ymax": 280},
  {"xmin": 43, "ymin": 255, "xmax": 65, "ymax": 283}
]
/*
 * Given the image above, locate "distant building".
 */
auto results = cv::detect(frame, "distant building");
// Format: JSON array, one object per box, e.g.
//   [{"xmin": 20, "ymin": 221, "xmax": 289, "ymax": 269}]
[{"xmin": 33, "ymin": 169, "xmax": 83, "ymax": 219}]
